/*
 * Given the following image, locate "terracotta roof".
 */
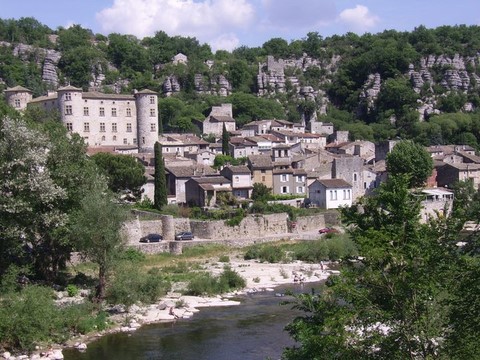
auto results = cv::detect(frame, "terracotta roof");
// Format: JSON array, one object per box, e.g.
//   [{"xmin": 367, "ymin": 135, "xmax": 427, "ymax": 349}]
[
  {"xmin": 190, "ymin": 176, "xmax": 230, "ymax": 184},
  {"xmin": 445, "ymin": 163, "xmax": 480, "ymax": 170},
  {"xmin": 136, "ymin": 89, "xmax": 157, "ymax": 94},
  {"xmin": 457, "ymin": 150, "xmax": 480, "ymax": 163},
  {"xmin": 82, "ymin": 91, "xmax": 135, "ymax": 100},
  {"xmin": 316, "ymin": 178, "xmax": 352, "ymax": 188}
]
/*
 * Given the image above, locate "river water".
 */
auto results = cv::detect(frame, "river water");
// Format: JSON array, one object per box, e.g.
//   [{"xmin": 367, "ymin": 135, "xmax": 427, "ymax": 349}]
[{"xmin": 64, "ymin": 282, "xmax": 323, "ymax": 360}]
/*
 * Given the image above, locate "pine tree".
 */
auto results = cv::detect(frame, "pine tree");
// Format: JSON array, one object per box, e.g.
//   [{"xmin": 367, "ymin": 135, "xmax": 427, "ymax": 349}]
[
  {"xmin": 222, "ymin": 123, "xmax": 230, "ymax": 155},
  {"xmin": 154, "ymin": 142, "xmax": 167, "ymax": 210}
]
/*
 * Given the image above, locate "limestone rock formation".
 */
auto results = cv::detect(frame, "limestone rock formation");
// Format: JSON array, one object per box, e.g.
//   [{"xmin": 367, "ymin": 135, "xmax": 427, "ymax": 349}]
[{"xmin": 163, "ymin": 76, "xmax": 181, "ymax": 96}]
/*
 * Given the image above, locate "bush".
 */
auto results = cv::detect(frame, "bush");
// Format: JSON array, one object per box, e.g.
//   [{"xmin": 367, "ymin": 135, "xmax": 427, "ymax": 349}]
[
  {"xmin": 244, "ymin": 244, "xmax": 286, "ymax": 263},
  {"xmin": 66, "ymin": 284, "xmax": 79, "ymax": 297},
  {"xmin": 218, "ymin": 266, "xmax": 246, "ymax": 291},
  {"xmin": 118, "ymin": 247, "xmax": 146, "ymax": 262},
  {"xmin": 219, "ymin": 255, "xmax": 230, "ymax": 263},
  {"xmin": 185, "ymin": 267, "xmax": 246, "ymax": 295},
  {"xmin": 106, "ymin": 264, "xmax": 171, "ymax": 307},
  {"xmin": 0, "ymin": 286, "xmax": 64, "ymax": 351}
]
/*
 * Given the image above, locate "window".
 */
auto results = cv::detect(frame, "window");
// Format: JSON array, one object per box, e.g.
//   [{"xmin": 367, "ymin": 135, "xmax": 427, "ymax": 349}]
[
  {"xmin": 330, "ymin": 190, "xmax": 337, "ymax": 201},
  {"xmin": 100, "ymin": 123, "xmax": 105, "ymax": 132},
  {"xmin": 297, "ymin": 186, "xmax": 304, "ymax": 193},
  {"xmin": 133, "ymin": 138, "xmax": 137, "ymax": 144},
  {"xmin": 101, "ymin": 135, "xmax": 105, "ymax": 141},
  {"xmin": 65, "ymin": 93, "xmax": 71, "ymax": 101},
  {"xmin": 126, "ymin": 123, "xmax": 132, "ymax": 132},
  {"xmin": 353, "ymin": 173, "xmax": 357, "ymax": 182},
  {"xmin": 281, "ymin": 186, "xmax": 289, "ymax": 194},
  {"xmin": 150, "ymin": 108, "xmax": 156, "ymax": 117},
  {"xmin": 83, "ymin": 107, "xmax": 89, "ymax": 116},
  {"xmin": 83, "ymin": 122, "xmax": 90, "ymax": 132},
  {"xmin": 281, "ymin": 174, "xmax": 288, "ymax": 182},
  {"xmin": 364, "ymin": 182, "xmax": 367, "ymax": 189},
  {"xmin": 126, "ymin": 108, "xmax": 131, "ymax": 117},
  {"xmin": 14, "ymin": 99, "xmax": 20, "ymax": 108},
  {"xmin": 113, "ymin": 135, "xmax": 117, "ymax": 141},
  {"xmin": 261, "ymin": 170, "xmax": 266, "ymax": 173},
  {"xmin": 142, "ymin": 137, "xmax": 145, "ymax": 144},
  {"xmin": 66, "ymin": 123, "xmax": 73, "ymax": 131},
  {"xmin": 343, "ymin": 189, "xmax": 351, "ymax": 200},
  {"xmin": 297, "ymin": 175, "xmax": 304, "ymax": 182},
  {"xmin": 123, "ymin": 138, "xmax": 127, "ymax": 145},
  {"xmin": 150, "ymin": 96, "xmax": 155, "ymax": 104},
  {"xmin": 65, "ymin": 105, "xmax": 72, "ymax": 115},
  {"xmin": 262, "ymin": 176, "xmax": 266, "ymax": 182},
  {"xmin": 111, "ymin": 108, "xmax": 117, "ymax": 117},
  {"xmin": 112, "ymin": 123, "xmax": 117, "ymax": 132},
  {"xmin": 99, "ymin": 107, "xmax": 105, "ymax": 116},
  {"xmin": 150, "ymin": 123, "xmax": 156, "ymax": 132},
  {"xmin": 234, "ymin": 176, "xmax": 240, "ymax": 183}
]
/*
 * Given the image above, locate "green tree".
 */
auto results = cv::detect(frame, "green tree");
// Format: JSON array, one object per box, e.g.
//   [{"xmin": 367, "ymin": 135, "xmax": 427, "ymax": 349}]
[
  {"xmin": 251, "ymin": 183, "xmax": 272, "ymax": 202},
  {"xmin": 283, "ymin": 175, "xmax": 451, "ymax": 359},
  {"xmin": 71, "ymin": 182, "xmax": 128, "ymax": 301},
  {"xmin": 386, "ymin": 140, "xmax": 433, "ymax": 187},
  {"xmin": 91, "ymin": 152, "xmax": 146, "ymax": 198},
  {"xmin": 0, "ymin": 118, "xmax": 68, "ymax": 278},
  {"xmin": 221, "ymin": 123, "xmax": 230, "ymax": 155},
  {"xmin": 154, "ymin": 142, "xmax": 167, "ymax": 210}
]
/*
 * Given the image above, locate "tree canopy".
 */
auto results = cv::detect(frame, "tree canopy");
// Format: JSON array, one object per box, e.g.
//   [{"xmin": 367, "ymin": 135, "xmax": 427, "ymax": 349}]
[{"xmin": 386, "ymin": 140, "xmax": 434, "ymax": 187}]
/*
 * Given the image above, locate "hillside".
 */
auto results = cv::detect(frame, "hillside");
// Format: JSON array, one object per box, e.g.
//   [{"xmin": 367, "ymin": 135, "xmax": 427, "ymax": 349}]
[{"xmin": 1, "ymin": 18, "xmax": 480, "ymax": 146}]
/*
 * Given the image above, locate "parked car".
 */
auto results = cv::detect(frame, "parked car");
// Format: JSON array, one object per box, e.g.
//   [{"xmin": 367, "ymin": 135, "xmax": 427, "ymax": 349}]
[
  {"xmin": 175, "ymin": 231, "xmax": 194, "ymax": 241},
  {"xmin": 318, "ymin": 227, "xmax": 338, "ymax": 234},
  {"xmin": 139, "ymin": 233, "xmax": 163, "ymax": 243}
]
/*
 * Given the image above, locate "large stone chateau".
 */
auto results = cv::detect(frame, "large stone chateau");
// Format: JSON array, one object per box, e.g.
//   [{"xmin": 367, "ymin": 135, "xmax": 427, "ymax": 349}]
[{"xmin": 5, "ymin": 85, "xmax": 159, "ymax": 152}]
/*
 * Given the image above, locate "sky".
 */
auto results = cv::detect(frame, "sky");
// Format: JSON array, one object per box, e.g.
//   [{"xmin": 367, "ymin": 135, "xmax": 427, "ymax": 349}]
[{"xmin": 2, "ymin": 0, "xmax": 480, "ymax": 52}]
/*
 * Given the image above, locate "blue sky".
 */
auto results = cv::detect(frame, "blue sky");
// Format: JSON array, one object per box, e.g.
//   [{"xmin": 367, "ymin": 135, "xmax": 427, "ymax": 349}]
[{"xmin": 2, "ymin": 0, "xmax": 480, "ymax": 51}]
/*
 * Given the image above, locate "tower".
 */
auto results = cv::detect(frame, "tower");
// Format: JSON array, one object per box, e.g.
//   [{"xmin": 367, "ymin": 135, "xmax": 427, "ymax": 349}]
[
  {"xmin": 135, "ymin": 89, "xmax": 159, "ymax": 153},
  {"xmin": 4, "ymin": 86, "xmax": 33, "ymax": 111}
]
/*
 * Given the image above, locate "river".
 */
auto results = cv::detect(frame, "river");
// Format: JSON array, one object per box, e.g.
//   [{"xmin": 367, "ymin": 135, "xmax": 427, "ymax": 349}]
[{"xmin": 64, "ymin": 282, "xmax": 323, "ymax": 360}]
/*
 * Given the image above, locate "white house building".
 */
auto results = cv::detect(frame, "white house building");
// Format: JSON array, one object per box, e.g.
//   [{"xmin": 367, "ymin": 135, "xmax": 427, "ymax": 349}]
[{"xmin": 308, "ymin": 179, "xmax": 353, "ymax": 209}]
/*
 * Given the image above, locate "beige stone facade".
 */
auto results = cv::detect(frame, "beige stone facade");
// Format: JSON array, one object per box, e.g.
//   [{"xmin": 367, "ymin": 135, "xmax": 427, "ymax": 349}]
[{"xmin": 6, "ymin": 86, "xmax": 158, "ymax": 151}]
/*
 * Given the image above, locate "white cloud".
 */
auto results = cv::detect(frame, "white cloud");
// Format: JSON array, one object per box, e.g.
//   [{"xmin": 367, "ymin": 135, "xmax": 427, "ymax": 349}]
[
  {"xmin": 210, "ymin": 33, "xmax": 240, "ymax": 52},
  {"xmin": 96, "ymin": 0, "xmax": 255, "ymax": 43},
  {"xmin": 338, "ymin": 5, "xmax": 379, "ymax": 33}
]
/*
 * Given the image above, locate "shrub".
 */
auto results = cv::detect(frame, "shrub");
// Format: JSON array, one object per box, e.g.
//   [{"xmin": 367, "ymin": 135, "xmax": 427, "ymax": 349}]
[
  {"xmin": 185, "ymin": 267, "xmax": 246, "ymax": 295},
  {"xmin": 219, "ymin": 255, "xmax": 230, "ymax": 263},
  {"xmin": 0, "ymin": 286, "xmax": 64, "ymax": 351},
  {"xmin": 244, "ymin": 244, "xmax": 286, "ymax": 263},
  {"xmin": 218, "ymin": 266, "xmax": 246, "ymax": 291},
  {"xmin": 118, "ymin": 247, "xmax": 146, "ymax": 262},
  {"xmin": 186, "ymin": 272, "xmax": 218, "ymax": 296},
  {"xmin": 66, "ymin": 284, "xmax": 79, "ymax": 297},
  {"xmin": 253, "ymin": 277, "xmax": 260, "ymax": 283},
  {"xmin": 106, "ymin": 264, "xmax": 171, "ymax": 307}
]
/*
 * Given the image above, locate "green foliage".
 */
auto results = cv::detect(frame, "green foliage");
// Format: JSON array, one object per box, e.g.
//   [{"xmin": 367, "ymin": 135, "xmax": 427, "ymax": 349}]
[
  {"xmin": 251, "ymin": 183, "xmax": 272, "ymax": 202},
  {"xmin": 106, "ymin": 264, "xmax": 170, "ymax": 307},
  {"xmin": 218, "ymin": 255, "xmax": 230, "ymax": 263},
  {"xmin": 154, "ymin": 142, "xmax": 168, "ymax": 210},
  {"xmin": 118, "ymin": 247, "xmax": 146, "ymax": 262},
  {"xmin": 66, "ymin": 284, "xmax": 79, "ymax": 297},
  {"xmin": 0, "ymin": 286, "xmax": 64, "ymax": 351},
  {"xmin": 185, "ymin": 266, "xmax": 245, "ymax": 295},
  {"xmin": 71, "ymin": 182, "xmax": 129, "ymax": 301},
  {"xmin": 213, "ymin": 154, "xmax": 246, "ymax": 168},
  {"xmin": 91, "ymin": 152, "xmax": 146, "ymax": 197},
  {"xmin": 386, "ymin": 140, "xmax": 434, "ymax": 187},
  {"xmin": 244, "ymin": 244, "xmax": 286, "ymax": 263}
]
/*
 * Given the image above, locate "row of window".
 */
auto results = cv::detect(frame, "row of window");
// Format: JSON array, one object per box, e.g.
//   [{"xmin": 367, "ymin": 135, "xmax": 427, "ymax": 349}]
[
  {"xmin": 280, "ymin": 174, "xmax": 305, "ymax": 182},
  {"xmin": 83, "ymin": 136, "xmax": 149, "ymax": 145},
  {"xmin": 64, "ymin": 93, "xmax": 156, "ymax": 105},
  {"xmin": 65, "ymin": 106, "xmax": 155, "ymax": 117},
  {"xmin": 67, "ymin": 122, "xmax": 156, "ymax": 133},
  {"xmin": 329, "ymin": 189, "xmax": 351, "ymax": 201},
  {"xmin": 280, "ymin": 186, "xmax": 304, "ymax": 194}
]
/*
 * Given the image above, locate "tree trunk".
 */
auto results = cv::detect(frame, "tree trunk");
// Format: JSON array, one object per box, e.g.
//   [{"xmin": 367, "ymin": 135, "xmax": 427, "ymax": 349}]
[{"xmin": 95, "ymin": 265, "xmax": 107, "ymax": 302}]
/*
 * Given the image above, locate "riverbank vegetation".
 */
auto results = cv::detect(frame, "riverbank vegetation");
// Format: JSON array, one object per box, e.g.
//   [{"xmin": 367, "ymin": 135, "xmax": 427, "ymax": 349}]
[{"xmin": 282, "ymin": 174, "xmax": 480, "ymax": 359}]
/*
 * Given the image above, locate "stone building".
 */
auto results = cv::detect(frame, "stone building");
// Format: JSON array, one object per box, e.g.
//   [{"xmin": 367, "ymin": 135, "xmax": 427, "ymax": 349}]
[
  {"xmin": 308, "ymin": 179, "xmax": 353, "ymax": 209},
  {"xmin": 200, "ymin": 103, "xmax": 236, "ymax": 137},
  {"xmin": 5, "ymin": 85, "xmax": 159, "ymax": 152}
]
